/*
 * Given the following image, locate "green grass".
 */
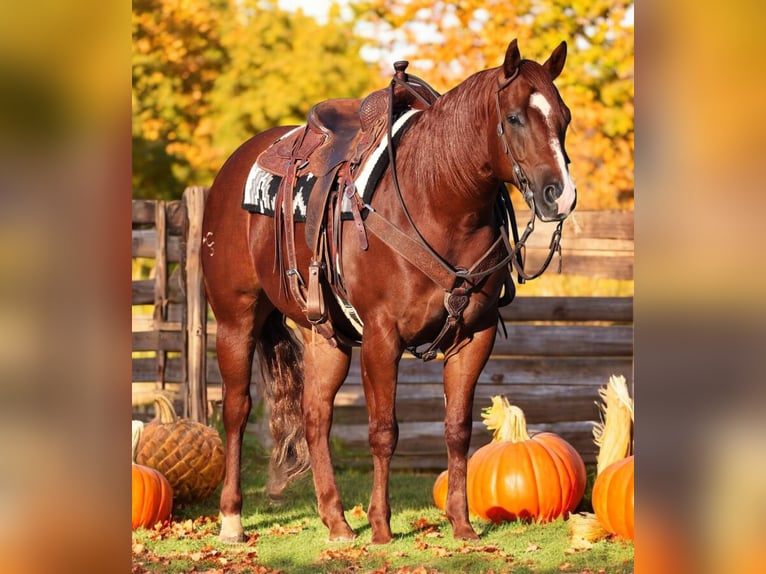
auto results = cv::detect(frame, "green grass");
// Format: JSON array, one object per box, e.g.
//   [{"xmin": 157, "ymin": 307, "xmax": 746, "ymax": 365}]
[{"xmin": 133, "ymin": 439, "xmax": 633, "ymax": 573}]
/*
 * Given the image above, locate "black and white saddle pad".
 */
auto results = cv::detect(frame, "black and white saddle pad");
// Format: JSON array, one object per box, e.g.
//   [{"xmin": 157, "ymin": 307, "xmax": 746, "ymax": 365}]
[{"xmin": 242, "ymin": 109, "xmax": 420, "ymax": 219}]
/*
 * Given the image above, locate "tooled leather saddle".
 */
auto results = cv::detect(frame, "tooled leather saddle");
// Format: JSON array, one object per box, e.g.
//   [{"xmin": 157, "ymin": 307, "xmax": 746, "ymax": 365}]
[{"xmin": 255, "ymin": 62, "xmax": 440, "ymax": 346}]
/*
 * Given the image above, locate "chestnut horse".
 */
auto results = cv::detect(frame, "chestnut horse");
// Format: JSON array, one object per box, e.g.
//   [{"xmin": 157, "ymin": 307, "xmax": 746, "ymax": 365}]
[{"xmin": 202, "ymin": 38, "xmax": 576, "ymax": 544}]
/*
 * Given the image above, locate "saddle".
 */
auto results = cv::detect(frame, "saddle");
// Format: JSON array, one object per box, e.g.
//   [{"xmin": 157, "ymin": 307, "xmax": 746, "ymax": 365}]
[{"xmin": 256, "ymin": 62, "xmax": 439, "ymax": 346}]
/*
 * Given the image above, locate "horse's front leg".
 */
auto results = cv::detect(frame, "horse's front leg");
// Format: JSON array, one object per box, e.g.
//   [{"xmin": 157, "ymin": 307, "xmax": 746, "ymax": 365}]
[
  {"xmin": 359, "ymin": 327, "xmax": 402, "ymax": 544},
  {"xmin": 299, "ymin": 328, "xmax": 356, "ymax": 541},
  {"xmin": 442, "ymin": 323, "xmax": 497, "ymax": 540}
]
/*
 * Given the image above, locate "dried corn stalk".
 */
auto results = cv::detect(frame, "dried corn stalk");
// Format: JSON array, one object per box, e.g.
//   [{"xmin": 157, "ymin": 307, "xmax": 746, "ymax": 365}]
[
  {"xmin": 568, "ymin": 512, "xmax": 609, "ymax": 549},
  {"xmin": 481, "ymin": 395, "xmax": 530, "ymax": 442},
  {"xmin": 593, "ymin": 374, "xmax": 634, "ymax": 475}
]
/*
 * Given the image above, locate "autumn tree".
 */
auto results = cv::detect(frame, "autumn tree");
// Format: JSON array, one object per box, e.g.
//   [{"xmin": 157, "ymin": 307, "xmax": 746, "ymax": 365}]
[
  {"xmin": 208, "ymin": 0, "xmax": 377, "ymax": 164},
  {"xmin": 354, "ymin": 0, "xmax": 634, "ymax": 209},
  {"xmin": 132, "ymin": 0, "xmax": 377, "ymax": 199},
  {"xmin": 132, "ymin": 0, "xmax": 228, "ymax": 199}
]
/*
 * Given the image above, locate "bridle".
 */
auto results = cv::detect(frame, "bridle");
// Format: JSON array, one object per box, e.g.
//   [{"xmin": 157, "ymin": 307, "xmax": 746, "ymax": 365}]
[
  {"xmin": 494, "ymin": 69, "xmax": 564, "ymax": 282},
  {"xmin": 379, "ymin": 64, "xmax": 565, "ymax": 287}
]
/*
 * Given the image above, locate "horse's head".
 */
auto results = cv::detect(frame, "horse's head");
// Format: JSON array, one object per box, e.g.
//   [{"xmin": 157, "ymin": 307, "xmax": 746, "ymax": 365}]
[{"xmin": 493, "ymin": 39, "xmax": 577, "ymax": 222}]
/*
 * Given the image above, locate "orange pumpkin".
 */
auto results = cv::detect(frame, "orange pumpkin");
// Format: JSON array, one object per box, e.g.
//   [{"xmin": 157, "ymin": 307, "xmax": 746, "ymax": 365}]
[
  {"xmin": 132, "ymin": 463, "xmax": 173, "ymax": 530},
  {"xmin": 592, "ymin": 454, "xmax": 634, "ymax": 540},
  {"xmin": 432, "ymin": 470, "xmax": 448, "ymax": 510},
  {"xmin": 466, "ymin": 396, "xmax": 586, "ymax": 523}
]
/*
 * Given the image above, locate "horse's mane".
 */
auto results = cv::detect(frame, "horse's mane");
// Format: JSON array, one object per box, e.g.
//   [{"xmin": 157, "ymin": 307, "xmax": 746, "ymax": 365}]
[
  {"xmin": 404, "ymin": 68, "xmax": 498, "ymax": 197},
  {"xmin": 403, "ymin": 60, "xmax": 563, "ymax": 197}
]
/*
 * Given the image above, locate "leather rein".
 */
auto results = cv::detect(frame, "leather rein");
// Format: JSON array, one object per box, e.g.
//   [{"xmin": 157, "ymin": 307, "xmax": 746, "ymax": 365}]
[{"xmin": 359, "ymin": 64, "xmax": 564, "ymax": 360}]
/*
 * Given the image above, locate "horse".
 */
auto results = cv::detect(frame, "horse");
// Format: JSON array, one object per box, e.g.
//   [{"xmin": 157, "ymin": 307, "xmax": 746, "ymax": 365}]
[{"xmin": 201, "ymin": 38, "xmax": 577, "ymax": 544}]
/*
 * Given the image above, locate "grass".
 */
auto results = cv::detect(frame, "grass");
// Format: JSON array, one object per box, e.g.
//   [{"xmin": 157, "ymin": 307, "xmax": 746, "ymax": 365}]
[{"xmin": 133, "ymin": 437, "xmax": 634, "ymax": 573}]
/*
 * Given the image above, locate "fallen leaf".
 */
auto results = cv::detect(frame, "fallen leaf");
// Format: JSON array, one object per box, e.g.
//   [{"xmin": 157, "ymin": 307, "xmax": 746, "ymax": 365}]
[
  {"xmin": 132, "ymin": 543, "xmax": 145, "ymax": 555},
  {"xmin": 319, "ymin": 546, "xmax": 369, "ymax": 562},
  {"xmin": 525, "ymin": 543, "xmax": 541, "ymax": 552},
  {"xmin": 267, "ymin": 523, "xmax": 303, "ymax": 536},
  {"xmin": 349, "ymin": 504, "xmax": 365, "ymax": 518},
  {"xmin": 245, "ymin": 533, "xmax": 259, "ymax": 546}
]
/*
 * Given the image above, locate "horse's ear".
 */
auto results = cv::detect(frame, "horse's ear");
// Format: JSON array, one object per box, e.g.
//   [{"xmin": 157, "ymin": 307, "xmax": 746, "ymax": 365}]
[
  {"xmin": 543, "ymin": 41, "xmax": 567, "ymax": 80},
  {"xmin": 503, "ymin": 39, "xmax": 521, "ymax": 79}
]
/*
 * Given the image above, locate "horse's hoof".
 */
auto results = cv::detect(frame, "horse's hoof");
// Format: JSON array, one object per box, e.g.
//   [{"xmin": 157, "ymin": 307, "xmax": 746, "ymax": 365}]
[
  {"xmin": 370, "ymin": 532, "xmax": 393, "ymax": 545},
  {"xmin": 218, "ymin": 533, "xmax": 246, "ymax": 544},
  {"xmin": 219, "ymin": 513, "xmax": 245, "ymax": 543},
  {"xmin": 454, "ymin": 528, "xmax": 480, "ymax": 541},
  {"xmin": 328, "ymin": 534, "xmax": 357, "ymax": 543},
  {"xmin": 328, "ymin": 525, "xmax": 357, "ymax": 542}
]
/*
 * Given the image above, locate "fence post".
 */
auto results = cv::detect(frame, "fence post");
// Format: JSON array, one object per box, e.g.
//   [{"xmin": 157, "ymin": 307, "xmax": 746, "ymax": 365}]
[
  {"xmin": 183, "ymin": 186, "xmax": 209, "ymax": 424},
  {"xmin": 153, "ymin": 200, "xmax": 168, "ymax": 391}
]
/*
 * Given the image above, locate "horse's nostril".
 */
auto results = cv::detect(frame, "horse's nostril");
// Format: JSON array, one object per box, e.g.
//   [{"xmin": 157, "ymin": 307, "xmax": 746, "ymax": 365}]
[{"xmin": 543, "ymin": 184, "xmax": 561, "ymax": 204}]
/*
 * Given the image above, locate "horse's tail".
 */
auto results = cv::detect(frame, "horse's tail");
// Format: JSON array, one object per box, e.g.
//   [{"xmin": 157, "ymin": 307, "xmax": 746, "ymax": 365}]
[{"xmin": 257, "ymin": 311, "xmax": 310, "ymax": 499}]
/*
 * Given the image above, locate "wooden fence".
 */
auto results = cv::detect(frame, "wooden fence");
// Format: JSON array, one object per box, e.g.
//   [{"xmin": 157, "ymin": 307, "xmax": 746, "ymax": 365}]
[{"xmin": 132, "ymin": 188, "xmax": 633, "ymax": 468}]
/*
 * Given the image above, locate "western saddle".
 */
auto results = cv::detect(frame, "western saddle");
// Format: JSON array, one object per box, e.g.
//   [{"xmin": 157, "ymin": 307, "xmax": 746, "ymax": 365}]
[{"xmin": 256, "ymin": 61, "xmax": 440, "ymax": 346}]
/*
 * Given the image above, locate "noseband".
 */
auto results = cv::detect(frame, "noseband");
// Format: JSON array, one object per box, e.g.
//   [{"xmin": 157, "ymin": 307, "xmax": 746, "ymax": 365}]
[{"xmin": 494, "ymin": 72, "xmax": 564, "ymax": 282}]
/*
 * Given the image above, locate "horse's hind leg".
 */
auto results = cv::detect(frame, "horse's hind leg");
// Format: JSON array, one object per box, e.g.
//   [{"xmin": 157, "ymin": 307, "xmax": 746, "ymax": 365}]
[
  {"xmin": 299, "ymin": 328, "xmax": 356, "ymax": 541},
  {"xmin": 213, "ymin": 296, "xmax": 265, "ymax": 543}
]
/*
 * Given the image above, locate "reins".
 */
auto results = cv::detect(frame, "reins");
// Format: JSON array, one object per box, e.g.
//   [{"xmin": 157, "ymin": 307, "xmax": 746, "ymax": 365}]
[
  {"xmin": 359, "ymin": 62, "xmax": 565, "ymax": 360},
  {"xmin": 375, "ymin": 63, "xmax": 563, "ymax": 289},
  {"xmin": 382, "ymin": 65, "xmax": 515, "ymax": 285}
]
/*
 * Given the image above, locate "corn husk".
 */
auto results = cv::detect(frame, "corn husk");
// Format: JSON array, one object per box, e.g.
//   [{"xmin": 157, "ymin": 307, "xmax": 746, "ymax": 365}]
[
  {"xmin": 132, "ymin": 420, "xmax": 144, "ymax": 462},
  {"xmin": 568, "ymin": 512, "xmax": 609, "ymax": 549},
  {"xmin": 593, "ymin": 375, "xmax": 633, "ymax": 475},
  {"xmin": 481, "ymin": 395, "xmax": 530, "ymax": 442}
]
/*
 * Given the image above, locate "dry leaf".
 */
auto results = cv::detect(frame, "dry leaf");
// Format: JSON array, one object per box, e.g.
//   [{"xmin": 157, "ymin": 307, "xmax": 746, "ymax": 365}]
[
  {"xmin": 267, "ymin": 523, "xmax": 303, "ymax": 536},
  {"xmin": 411, "ymin": 517, "xmax": 440, "ymax": 533},
  {"xmin": 132, "ymin": 543, "xmax": 145, "ymax": 555},
  {"xmin": 245, "ymin": 533, "xmax": 259, "ymax": 546},
  {"xmin": 349, "ymin": 504, "xmax": 365, "ymax": 518}
]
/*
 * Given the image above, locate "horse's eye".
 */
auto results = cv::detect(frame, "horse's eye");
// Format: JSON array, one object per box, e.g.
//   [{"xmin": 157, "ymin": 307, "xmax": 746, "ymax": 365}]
[{"xmin": 507, "ymin": 113, "xmax": 522, "ymax": 126}]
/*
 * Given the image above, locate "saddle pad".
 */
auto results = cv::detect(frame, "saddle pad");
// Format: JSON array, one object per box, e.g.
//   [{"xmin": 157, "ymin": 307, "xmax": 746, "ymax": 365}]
[{"xmin": 242, "ymin": 109, "xmax": 420, "ymax": 220}]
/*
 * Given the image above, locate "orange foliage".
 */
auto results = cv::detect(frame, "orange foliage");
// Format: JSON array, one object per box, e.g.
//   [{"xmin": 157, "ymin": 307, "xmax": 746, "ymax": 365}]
[{"xmin": 356, "ymin": 0, "xmax": 634, "ymax": 210}]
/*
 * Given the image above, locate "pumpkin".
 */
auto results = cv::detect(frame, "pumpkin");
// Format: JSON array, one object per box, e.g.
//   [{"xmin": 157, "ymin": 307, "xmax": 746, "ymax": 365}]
[
  {"xmin": 132, "ymin": 421, "xmax": 172, "ymax": 530},
  {"xmin": 466, "ymin": 396, "xmax": 586, "ymax": 523},
  {"xmin": 592, "ymin": 455, "xmax": 634, "ymax": 540},
  {"xmin": 432, "ymin": 470, "xmax": 448, "ymax": 510},
  {"xmin": 590, "ymin": 374, "xmax": 634, "ymax": 540},
  {"xmin": 135, "ymin": 394, "xmax": 225, "ymax": 502},
  {"xmin": 132, "ymin": 463, "xmax": 173, "ymax": 529}
]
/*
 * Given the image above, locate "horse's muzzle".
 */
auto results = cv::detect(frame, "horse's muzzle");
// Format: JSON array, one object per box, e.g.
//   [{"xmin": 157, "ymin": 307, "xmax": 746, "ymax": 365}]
[{"xmin": 537, "ymin": 188, "xmax": 576, "ymax": 222}]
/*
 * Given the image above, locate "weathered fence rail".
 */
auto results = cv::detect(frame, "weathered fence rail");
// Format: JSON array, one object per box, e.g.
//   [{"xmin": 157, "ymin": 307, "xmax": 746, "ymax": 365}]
[{"xmin": 132, "ymin": 188, "xmax": 633, "ymax": 467}]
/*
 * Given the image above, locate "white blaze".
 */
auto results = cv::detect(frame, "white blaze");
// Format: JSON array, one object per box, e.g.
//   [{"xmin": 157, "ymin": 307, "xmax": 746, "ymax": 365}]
[{"xmin": 529, "ymin": 92, "xmax": 577, "ymax": 215}]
